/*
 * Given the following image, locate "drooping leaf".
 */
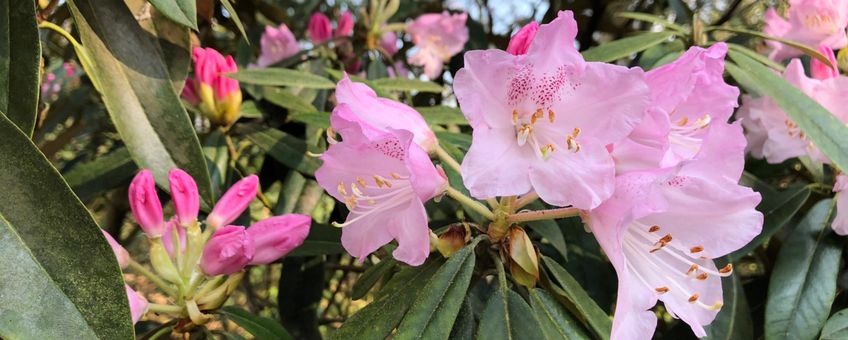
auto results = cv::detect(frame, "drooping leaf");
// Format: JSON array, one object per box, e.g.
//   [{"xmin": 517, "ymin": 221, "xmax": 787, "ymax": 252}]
[
  {"xmin": 726, "ymin": 51, "xmax": 848, "ymax": 173},
  {"xmin": 68, "ymin": 0, "xmax": 214, "ymax": 207},
  {"xmin": 415, "ymin": 106, "xmax": 469, "ymax": 126},
  {"xmin": 0, "ymin": 0, "xmax": 40, "ymax": 135},
  {"xmin": 705, "ymin": 258, "xmax": 753, "ymax": 340},
  {"xmin": 370, "ymin": 78, "xmax": 443, "ymax": 93},
  {"xmin": 351, "ymin": 257, "xmax": 397, "ymax": 300},
  {"xmin": 730, "ymin": 184, "xmax": 810, "ymax": 260},
  {"xmin": 715, "ymin": 27, "xmax": 834, "ymax": 67},
  {"xmin": 582, "ymin": 31, "xmax": 676, "ymax": 62},
  {"xmin": 219, "ymin": 0, "xmax": 248, "ymax": 42},
  {"xmin": 228, "ymin": 69, "xmax": 336, "ymax": 89},
  {"xmin": 528, "ymin": 288, "xmax": 591, "ymax": 340},
  {"xmin": 542, "ymin": 256, "xmax": 612, "ymax": 340},
  {"xmin": 219, "ymin": 306, "xmax": 293, "ymax": 340},
  {"xmin": 0, "ymin": 114, "xmax": 133, "ymax": 339},
  {"xmin": 147, "ymin": 0, "xmax": 197, "ymax": 30},
  {"xmin": 821, "ymin": 309, "xmax": 848, "ymax": 340},
  {"xmin": 765, "ymin": 199, "xmax": 842, "ymax": 340},
  {"xmin": 247, "ymin": 128, "xmax": 321, "ymax": 175},
  {"xmin": 63, "ymin": 147, "xmax": 137, "ymax": 202}
]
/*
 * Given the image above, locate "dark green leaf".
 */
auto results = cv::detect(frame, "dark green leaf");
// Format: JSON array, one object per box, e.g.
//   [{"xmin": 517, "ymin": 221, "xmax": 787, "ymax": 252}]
[
  {"xmin": 351, "ymin": 257, "xmax": 397, "ymax": 300},
  {"xmin": 219, "ymin": 306, "xmax": 293, "ymax": 340},
  {"xmin": 477, "ymin": 289, "xmax": 547, "ymax": 340},
  {"xmin": 0, "ymin": 114, "xmax": 132, "ymax": 339},
  {"xmin": 528, "ymin": 288, "xmax": 591, "ymax": 340},
  {"xmin": 219, "ymin": 0, "xmax": 247, "ymax": 41},
  {"xmin": 582, "ymin": 31, "xmax": 675, "ymax": 62},
  {"xmin": 68, "ymin": 0, "xmax": 214, "ymax": 207},
  {"xmin": 727, "ymin": 51, "xmax": 848, "ymax": 172},
  {"xmin": 228, "ymin": 69, "xmax": 336, "ymax": 89},
  {"xmin": 287, "ymin": 111, "xmax": 330, "ymax": 128},
  {"xmin": 370, "ymin": 78, "xmax": 443, "ymax": 93},
  {"xmin": 705, "ymin": 258, "xmax": 753, "ymax": 340},
  {"xmin": 287, "ymin": 224, "xmax": 344, "ymax": 256},
  {"xmin": 449, "ymin": 298, "xmax": 476, "ymax": 339},
  {"xmin": 527, "ymin": 219, "xmax": 567, "ymax": 259},
  {"xmin": 542, "ymin": 256, "xmax": 612, "ymax": 340},
  {"xmin": 0, "ymin": 0, "xmax": 40, "ymax": 135},
  {"xmin": 730, "ymin": 184, "xmax": 811, "ymax": 260},
  {"xmin": 821, "ymin": 308, "xmax": 848, "ymax": 340},
  {"xmin": 63, "ymin": 147, "xmax": 137, "ymax": 202},
  {"xmin": 616, "ymin": 12, "xmax": 687, "ymax": 32},
  {"xmin": 415, "ymin": 106, "xmax": 469, "ymax": 126},
  {"xmin": 247, "ymin": 128, "xmax": 321, "ymax": 175},
  {"xmin": 147, "ymin": 0, "xmax": 197, "ymax": 30},
  {"xmin": 134, "ymin": 0, "xmax": 192, "ymax": 94},
  {"xmin": 765, "ymin": 199, "xmax": 842, "ymax": 340},
  {"xmin": 202, "ymin": 130, "xmax": 229, "ymax": 199},
  {"xmin": 263, "ymin": 87, "xmax": 319, "ymax": 113}
]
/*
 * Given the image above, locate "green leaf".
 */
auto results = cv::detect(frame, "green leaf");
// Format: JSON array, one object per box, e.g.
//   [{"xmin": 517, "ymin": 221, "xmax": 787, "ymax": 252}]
[
  {"xmin": 0, "ymin": 114, "xmax": 133, "ymax": 339},
  {"xmin": 287, "ymin": 224, "xmax": 344, "ymax": 256},
  {"xmin": 395, "ymin": 239, "xmax": 481, "ymax": 340},
  {"xmin": 247, "ymin": 128, "xmax": 321, "ymax": 175},
  {"xmin": 63, "ymin": 147, "xmax": 137, "ymax": 202},
  {"xmin": 542, "ymin": 256, "xmax": 612, "ymax": 340},
  {"xmin": 219, "ymin": 306, "xmax": 293, "ymax": 340},
  {"xmin": 527, "ymin": 219, "xmax": 568, "ymax": 259},
  {"xmin": 147, "ymin": 0, "xmax": 197, "ymax": 30},
  {"xmin": 288, "ymin": 111, "xmax": 330, "ymax": 128},
  {"xmin": 528, "ymin": 288, "xmax": 591, "ymax": 340},
  {"xmin": 765, "ymin": 199, "xmax": 842, "ymax": 340},
  {"xmin": 705, "ymin": 258, "xmax": 753, "ymax": 340},
  {"xmin": 370, "ymin": 78, "xmax": 443, "ymax": 93},
  {"xmin": 582, "ymin": 31, "xmax": 675, "ymax": 62},
  {"xmin": 133, "ymin": 0, "xmax": 192, "ymax": 94},
  {"xmin": 228, "ymin": 68, "xmax": 336, "ymax": 89},
  {"xmin": 263, "ymin": 87, "xmax": 319, "ymax": 113},
  {"xmin": 351, "ymin": 257, "xmax": 397, "ymax": 300},
  {"xmin": 616, "ymin": 12, "xmax": 687, "ymax": 33},
  {"xmin": 0, "ymin": 0, "xmax": 40, "ymax": 135},
  {"xmin": 415, "ymin": 106, "xmax": 469, "ymax": 126},
  {"xmin": 727, "ymin": 51, "xmax": 848, "ymax": 175},
  {"xmin": 713, "ymin": 27, "xmax": 833, "ymax": 68},
  {"xmin": 726, "ymin": 43, "xmax": 785, "ymax": 72},
  {"xmin": 68, "ymin": 0, "xmax": 214, "ymax": 208},
  {"xmin": 219, "ymin": 0, "xmax": 247, "ymax": 42},
  {"xmin": 202, "ymin": 130, "xmax": 229, "ymax": 199},
  {"xmin": 821, "ymin": 308, "xmax": 848, "ymax": 340},
  {"xmin": 477, "ymin": 289, "xmax": 547, "ymax": 340},
  {"xmin": 730, "ymin": 184, "xmax": 810, "ymax": 260}
]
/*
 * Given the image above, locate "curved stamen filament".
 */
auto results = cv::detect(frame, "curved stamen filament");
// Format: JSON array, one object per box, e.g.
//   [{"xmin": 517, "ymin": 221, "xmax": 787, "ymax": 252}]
[{"xmin": 630, "ymin": 226, "xmax": 730, "ymax": 278}]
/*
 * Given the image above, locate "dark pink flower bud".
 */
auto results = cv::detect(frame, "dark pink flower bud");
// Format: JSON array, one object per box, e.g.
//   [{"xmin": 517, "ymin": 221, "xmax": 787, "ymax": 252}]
[
  {"xmin": 247, "ymin": 214, "xmax": 312, "ymax": 265},
  {"xmin": 506, "ymin": 22, "xmax": 539, "ymax": 55},
  {"xmin": 161, "ymin": 220, "xmax": 187, "ymax": 258},
  {"xmin": 811, "ymin": 45, "xmax": 839, "ymax": 80},
  {"xmin": 128, "ymin": 170, "xmax": 165, "ymax": 238},
  {"xmin": 207, "ymin": 175, "xmax": 259, "ymax": 229},
  {"xmin": 102, "ymin": 230, "xmax": 129, "ymax": 269},
  {"xmin": 168, "ymin": 169, "xmax": 200, "ymax": 226},
  {"xmin": 380, "ymin": 31, "xmax": 399, "ymax": 56},
  {"xmin": 336, "ymin": 11, "xmax": 354, "ymax": 37},
  {"xmin": 200, "ymin": 225, "xmax": 255, "ymax": 276},
  {"xmin": 125, "ymin": 285, "xmax": 148, "ymax": 324},
  {"xmin": 308, "ymin": 13, "xmax": 333, "ymax": 44}
]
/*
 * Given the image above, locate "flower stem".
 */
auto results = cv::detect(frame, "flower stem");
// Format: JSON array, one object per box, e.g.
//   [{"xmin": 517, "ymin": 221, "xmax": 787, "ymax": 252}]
[
  {"xmin": 511, "ymin": 192, "xmax": 539, "ymax": 212},
  {"xmin": 507, "ymin": 207, "xmax": 579, "ymax": 224},
  {"xmin": 148, "ymin": 303, "xmax": 184, "ymax": 315},
  {"xmin": 445, "ymin": 186, "xmax": 495, "ymax": 221},
  {"xmin": 434, "ymin": 143, "xmax": 462, "ymax": 175},
  {"xmin": 127, "ymin": 259, "xmax": 178, "ymax": 296}
]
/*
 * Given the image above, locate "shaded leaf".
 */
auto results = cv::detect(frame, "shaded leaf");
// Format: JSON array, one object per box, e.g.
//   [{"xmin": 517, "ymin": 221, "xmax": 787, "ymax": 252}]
[
  {"xmin": 370, "ymin": 78, "xmax": 443, "ymax": 93},
  {"xmin": 148, "ymin": 0, "xmax": 197, "ymax": 30},
  {"xmin": 528, "ymin": 288, "xmax": 591, "ymax": 340},
  {"xmin": 821, "ymin": 308, "xmax": 848, "ymax": 340},
  {"xmin": 0, "ymin": 0, "xmax": 40, "ymax": 135},
  {"xmin": 288, "ymin": 111, "xmax": 330, "ymax": 128},
  {"xmin": 351, "ymin": 257, "xmax": 397, "ymax": 300},
  {"xmin": 263, "ymin": 87, "xmax": 318, "ymax": 113},
  {"xmin": 542, "ymin": 255, "xmax": 612, "ymax": 340},
  {"xmin": 63, "ymin": 147, "xmax": 137, "ymax": 202},
  {"xmin": 247, "ymin": 128, "xmax": 321, "ymax": 175},
  {"xmin": 477, "ymin": 289, "xmax": 547, "ymax": 340},
  {"xmin": 228, "ymin": 68, "xmax": 335, "ymax": 89},
  {"xmin": 287, "ymin": 224, "xmax": 344, "ymax": 257},
  {"xmin": 219, "ymin": 306, "xmax": 293, "ymax": 340},
  {"xmin": 582, "ymin": 31, "xmax": 675, "ymax": 62},
  {"xmin": 705, "ymin": 258, "xmax": 753, "ymax": 340},
  {"xmin": 219, "ymin": 0, "xmax": 247, "ymax": 41}
]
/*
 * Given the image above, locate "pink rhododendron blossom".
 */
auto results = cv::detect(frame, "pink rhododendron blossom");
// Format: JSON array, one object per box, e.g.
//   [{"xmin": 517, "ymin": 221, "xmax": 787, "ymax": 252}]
[
  {"xmin": 102, "ymin": 230, "xmax": 129, "ymax": 269},
  {"xmin": 169, "ymin": 169, "xmax": 199, "ymax": 226},
  {"xmin": 207, "ymin": 175, "xmax": 259, "ymax": 229},
  {"xmin": 308, "ymin": 13, "xmax": 333, "ymax": 44},
  {"xmin": 764, "ymin": 0, "xmax": 848, "ymax": 60},
  {"xmin": 380, "ymin": 31, "xmax": 399, "ymax": 56},
  {"xmin": 247, "ymin": 214, "xmax": 312, "ymax": 264},
  {"xmin": 129, "ymin": 170, "xmax": 165, "ymax": 238},
  {"xmin": 812, "ymin": 45, "xmax": 840, "ymax": 79},
  {"xmin": 407, "ymin": 12, "xmax": 469, "ymax": 78},
  {"xmin": 506, "ymin": 22, "xmax": 539, "ymax": 55},
  {"xmin": 200, "ymin": 225, "xmax": 255, "ymax": 276},
  {"xmin": 336, "ymin": 11, "xmax": 354, "ymax": 37},
  {"xmin": 739, "ymin": 59, "xmax": 848, "ymax": 163},
  {"xmin": 252, "ymin": 24, "xmax": 300, "ymax": 68},
  {"xmin": 315, "ymin": 105, "xmax": 447, "ymax": 266},
  {"xmin": 833, "ymin": 175, "xmax": 848, "ymax": 235},
  {"xmin": 125, "ymin": 285, "xmax": 148, "ymax": 324},
  {"xmin": 588, "ymin": 122, "xmax": 763, "ymax": 339},
  {"xmin": 454, "ymin": 11, "xmax": 649, "ymax": 209},
  {"xmin": 334, "ymin": 75, "xmax": 437, "ymax": 152},
  {"xmin": 162, "ymin": 220, "xmax": 187, "ymax": 258},
  {"xmin": 613, "ymin": 44, "xmax": 739, "ymax": 172},
  {"xmin": 183, "ymin": 47, "xmax": 242, "ymax": 126}
]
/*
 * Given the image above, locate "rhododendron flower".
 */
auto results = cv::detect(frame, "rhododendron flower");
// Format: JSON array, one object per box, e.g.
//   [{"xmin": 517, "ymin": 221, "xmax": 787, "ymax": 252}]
[
  {"xmin": 129, "ymin": 170, "xmax": 165, "ymax": 238},
  {"xmin": 169, "ymin": 169, "xmax": 199, "ymax": 226},
  {"xmin": 308, "ymin": 13, "xmax": 333, "ymax": 44},
  {"xmin": 334, "ymin": 75, "xmax": 437, "ymax": 152},
  {"xmin": 336, "ymin": 11, "xmax": 354, "ymax": 37},
  {"xmin": 252, "ymin": 24, "xmax": 300, "ymax": 68},
  {"xmin": 764, "ymin": 0, "xmax": 848, "ymax": 60},
  {"xmin": 246, "ymin": 214, "xmax": 312, "ymax": 264},
  {"xmin": 206, "ymin": 175, "xmax": 259, "ymax": 229},
  {"xmin": 834, "ymin": 175, "xmax": 848, "ymax": 235},
  {"xmin": 407, "ymin": 12, "xmax": 468, "ymax": 78},
  {"xmin": 588, "ymin": 123, "xmax": 763, "ymax": 339},
  {"xmin": 739, "ymin": 59, "xmax": 848, "ymax": 163},
  {"xmin": 125, "ymin": 285, "xmax": 148, "ymax": 324},
  {"xmin": 506, "ymin": 22, "xmax": 539, "ymax": 55},
  {"xmin": 182, "ymin": 47, "xmax": 242, "ymax": 126},
  {"xmin": 102, "ymin": 230, "xmax": 129, "ymax": 269},
  {"xmin": 613, "ymin": 44, "xmax": 739, "ymax": 171},
  {"xmin": 380, "ymin": 31, "xmax": 399, "ymax": 56},
  {"xmin": 811, "ymin": 45, "xmax": 840, "ymax": 79},
  {"xmin": 315, "ymin": 105, "xmax": 447, "ymax": 266},
  {"xmin": 200, "ymin": 225, "xmax": 255, "ymax": 276},
  {"xmin": 454, "ymin": 11, "xmax": 649, "ymax": 209}
]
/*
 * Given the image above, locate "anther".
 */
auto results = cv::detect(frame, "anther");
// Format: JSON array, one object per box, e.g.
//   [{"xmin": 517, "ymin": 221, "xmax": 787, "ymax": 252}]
[
  {"xmin": 548, "ymin": 110, "xmax": 556, "ymax": 123},
  {"xmin": 517, "ymin": 125, "xmax": 532, "ymax": 146},
  {"xmin": 337, "ymin": 182, "xmax": 348, "ymax": 196},
  {"xmin": 351, "ymin": 184, "xmax": 363, "ymax": 197},
  {"xmin": 687, "ymin": 264, "xmax": 699, "ymax": 276},
  {"xmin": 719, "ymin": 264, "xmax": 733, "ymax": 275},
  {"xmin": 390, "ymin": 172, "xmax": 402, "ymax": 179},
  {"xmin": 374, "ymin": 175, "xmax": 385, "ymax": 188},
  {"xmin": 356, "ymin": 177, "xmax": 367, "ymax": 188},
  {"xmin": 572, "ymin": 127, "xmax": 581, "ymax": 137},
  {"xmin": 512, "ymin": 110, "xmax": 519, "ymax": 124},
  {"xmin": 655, "ymin": 287, "xmax": 669, "ymax": 294},
  {"xmin": 531, "ymin": 109, "xmax": 544, "ymax": 124},
  {"xmin": 648, "ymin": 225, "xmax": 660, "ymax": 233},
  {"xmin": 696, "ymin": 273, "xmax": 708, "ymax": 281},
  {"xmin": 677, "ymin": 117, "xmax": 689, "ymax": 126},
  {"xmin": 688, "ymin": 293, "xmax": 700, "ymax": 303},
  {"xmin": 690, "ymin": 246, "xmax": 704, "ymax": 254}
]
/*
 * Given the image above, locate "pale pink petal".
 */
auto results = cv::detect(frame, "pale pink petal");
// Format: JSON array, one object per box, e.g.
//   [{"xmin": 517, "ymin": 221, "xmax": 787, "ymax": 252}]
[
  {"xmin": 524, "ymin": 11, "xmax": 582, "ymax": 72},
  {"xmin": 460, "ymin": 127, "xmax": 534, "ymax": 199},
  {"xmin": 453, "ymin": 49, "xmax": 517, "ymax": 129},
  {"xmin": 529, "ymin": 142, "xmax": 614, "ymax": 209},
  {"xmin": 612, "ymin": 108, "xmax": 670, "ymax": 172}
]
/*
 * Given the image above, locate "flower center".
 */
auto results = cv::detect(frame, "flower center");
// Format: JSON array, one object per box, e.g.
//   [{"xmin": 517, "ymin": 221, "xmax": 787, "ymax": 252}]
[
  {"xmin": 332, "ymin": 172, "xmax": 415, "ymax": 228},
  {"xmin": 668, "ymin": 113, "xmax": 712, "ymax": 155}
]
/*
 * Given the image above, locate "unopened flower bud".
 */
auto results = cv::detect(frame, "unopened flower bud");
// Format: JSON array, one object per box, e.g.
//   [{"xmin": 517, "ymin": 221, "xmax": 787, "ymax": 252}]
[
  {"xmin": 246, "ymin": 214, "xmax": 312, "ymax": 265},
  {"xmin": 102, "ymin": 230, "xmax": 129, "ymax": 269},
  {"xmin": 504, "ymin": 227, "xmax": 539, "ymax": 288},
  {"xmin": 125, "ymin": 285, "xmax": 149, "ymax": 324},
  {"xmin": 308, "ymin": 13, "xmax": 333, "ymax": 44},
  {"xmin": 200, "ymin": 226, "xmax": 255, "ymax": 276},
  {"xmin": 185, "ymin": 47, "xmax": 242, "ymax": 127},
  {"xmin": 336, "ymin": 11, "xmax": 354, "ymax": 37},
  {"xmin": 206, "ymin": 175, "xmax": 259, "ymax": 229},
  {"xmin": 169, "ymin": 169, "xmax": 200, "ymax": 226},
  {"xmin": 506, "ymin": 22, "xmax": 539, "ymax": 55},
  {"xmin": 162, "ymin": 220, "xmax": 187, "ymax": 258},
  {"xmin": 149, "ymin": 239, "xmax": 182, "ymax": 284},
  {"xmin": 380, "ymin": 31, "xmax": 399, "ymax": 56},
  {"xmin": 433, "ymin": 223, "xmax": 470, "ymax": 258},
  {"xmin": 129, "ymin": 170, "xmax": 165, "ymax": 238}
]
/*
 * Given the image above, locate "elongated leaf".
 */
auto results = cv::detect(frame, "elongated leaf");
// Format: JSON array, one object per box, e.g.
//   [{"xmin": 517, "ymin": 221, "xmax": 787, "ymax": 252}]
[
  {"xmin": 821, "ymin": 309, "xmax": 848, "ymax": 340},
  {"xmin": 616, "ymin": 12, "xmax": 687, "ymax": 32},
  {"xmin": 730, "ymin": 184, "xmax": 810, "ymax": 260},
  {"xmin": 528, "ymin": 288, "xmax": 591, "ymax": 340},
  {"xmin": 542, "ymin": 256, "xmax": 612, "ymax": 340},
  {"xmin": 63, "ymin": 147, "xmax": 137, "ymax": 202},
  {"xmin": 219, "ymin": 0, "xmax": 247, "ymax": 41},
  {"xmin": 219, "ymin": 306, "xmax": 293, "ymax": 340},
  {"xmin": 0, "ymin": 0, "xmax": 40, "ymax": 135},
  {"xmin": 202, "ymin": 130, "xmax": 229, "ymax": 199},
  {"xmin": 527, "ymin": 214, "xmax": 567, "ymax": 258},
  {"xmin": 726, "ymin": 43, "xmax": 785, "ymax": 72},
  {"xmin": 148, "ymin": 0, "xmax": 197, "ymax": 30},
  {"xmin": 370, "ymin": 78, "xmax": 443, "ymax": 93},
  {"xmin": 351, "ymin": 257, "xmax": 397, "ymax": 300},
  {"xmin": 727, "ymin": 51, "xmax": 848, "ymax": 172},
  {"xmin": 477, "ymin": 289, "xmax": 547, "ymax": 340},
  {"xmin": 68, "ymin": 0, "xmax": 214, "ymax": 207},
  {"xmin": 228, "ymin": 69, "xmax": 336, "ymax": 89},
  {"xmin": 263, "ymin": 87, "xmax": 318, "ymax": 113},
  {"xmin": 714, "ymin": 27, "xmax": 833, "ymax": 67},
  {"xmin": 287, "ymin": 224, "xmax": 344, "ymax": 257},
  {"xmin": 765, "ymin": 199, "xmax": 841, "ymax": 340},
  {"xmin": 395, "ymin": 239, "xmax": 480, "ymax": 339},
  {"xmin": 415, "ymin": 106, "xmax": 469, "ymax": 126},
  {"xmin": 582, "ymin": 31, "xmax": 675, "ymax": 62},
  {"xmin": 705, "ymin": 258, "xmax": 753, "ymax": 340},
  {"xmin": 450, "ymin": 298, "xmax": 476, "ymax": 339},
  {"xmin": 288, "ymin": 111, "xmax": 330, "ymax": 128},
  {"xmin": 0, "ymin": 114, "xmax": 132, "ymax": 339},
  {"xmin": 247, "ymin": 128, "xmax": 321, "ymax": 175},
  {"xmin": 133, "ymin": 0, "xmax": 192, "ymax": 94}
]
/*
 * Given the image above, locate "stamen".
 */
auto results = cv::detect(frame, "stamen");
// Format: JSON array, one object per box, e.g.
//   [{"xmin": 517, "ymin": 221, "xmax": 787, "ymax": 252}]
[
  {"xmin": 688, "ymin": 293, "xmax": 699, "ymax": 303},
  {"xmin": 719, "ymin": 264, "xmax": 733, "ymax": 275},
  {"xmin": 531, "ymin": 109, "xmax": 543, "ymax": 124},
  {"xmin": 687, "ymin": 264, "xmax": 699, "ymax": 276},
  {"xmin": 650, "ymin": 234, "xmax": 673, "ymax": 252},
  {"xmin": 648, "ymin": 225, "xmax": 660, "ymax": 233},
  {"xmin": 373, "ymin": 175, "xmax": 385, "ymax": 188},
  {"xmin": 351, "ymin": 184, "xmax": 363, "ymax": 197},
  {"xmin": 390, "ymin": 172, "xmax": 402, "ymax": 179},
  {"xmin": 344, "ymin": 196, "xmax": 357, "ymax": 210},
  {"xmin": 512, "ymin": 110, "xmax": 519, "ymax": 124},
  {"xmin": 337, "ymin": 182, "xmax": 348, "ymax": 196},
  {"xmin": 690, "ymin": 246, "xmax": 704, "ymax": 254},
  {"xmin": 540, "ymin": 144, "xmax": 555, "ymax": 159},
  {"xmin": 696, "ymin": 273, "xmax": 708, "ymax": 281},
  {"xmin": 356, "ymin": 177, "xmax": 367, "ymax": 188},
  {"xmin": 326, "ymin": 127, "xmax": 338, "ymax": 145},
  {"xmin": 676, "ymin": 117, "xmax": 689, "ymax": 126},
  {"xmin": 572, "ymin": 127, "xmax": 581, "ymax": 137},
  {"xmin": 655, "ymin": 286, "xmax": 669, "ymax": 294},
  {"xmin": 517, "ymin": 125, "xmax": 532, "ymax": 146},
  {"xmin": 548, "ymin": 110, "xmax": 556, "ymax": 123}
]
